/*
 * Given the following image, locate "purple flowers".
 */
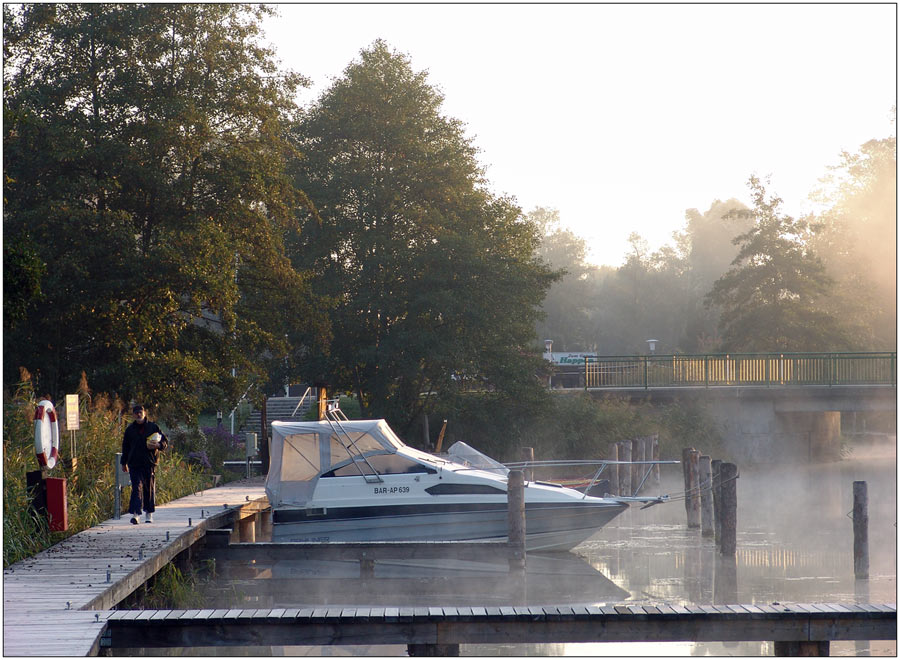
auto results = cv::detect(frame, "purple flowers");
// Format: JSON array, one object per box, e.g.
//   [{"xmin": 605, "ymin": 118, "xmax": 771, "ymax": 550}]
[{"xmin": 187, "ymin": 451, "xmax": 212, "ymax": 469}]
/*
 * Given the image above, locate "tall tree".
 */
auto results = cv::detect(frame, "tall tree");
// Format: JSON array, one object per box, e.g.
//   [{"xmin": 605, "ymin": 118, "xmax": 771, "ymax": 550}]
[
  {"xmin": 705, "ymin": 176, "xmax": 849, "ymax": 351},
  {"xmin": 679, "ymin": 199, "xmax": 751, "ymax": 351},
  {"xmin": 289, "ymin": 41, "xmax": 555, "ymax": 435},
  {"xmin": 811, "ymin": 132, "xmax": 897, "ymax": 348},
  {"xmin": 3, "ymin": 4, "xmax": 329, "ymax": 422},
  {"xmin": 531, "ymin": 207, "xmax": 593, "ymax": 352},
  {"xmin": 588, "ymin": 233, "xmax": 694, "ymax": 355}
]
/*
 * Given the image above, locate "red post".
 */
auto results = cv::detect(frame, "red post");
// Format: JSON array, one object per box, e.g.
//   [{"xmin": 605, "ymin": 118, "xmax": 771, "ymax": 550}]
[{"xmin": 45, "ymin": 477, "xmax": 68, "ymax": 531}]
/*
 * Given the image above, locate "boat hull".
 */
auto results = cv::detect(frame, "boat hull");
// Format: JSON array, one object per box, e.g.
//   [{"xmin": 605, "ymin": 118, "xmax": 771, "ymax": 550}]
[{"xmin": 271, "ymin": 501, "xmax": 627, "ymax": 551}]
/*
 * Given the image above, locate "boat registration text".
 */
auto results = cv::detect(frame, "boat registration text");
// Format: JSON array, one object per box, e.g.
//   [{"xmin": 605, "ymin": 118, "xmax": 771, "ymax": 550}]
[{"xmin": 374, "ymin": 486, "xmax": 410, "ymax": 495}]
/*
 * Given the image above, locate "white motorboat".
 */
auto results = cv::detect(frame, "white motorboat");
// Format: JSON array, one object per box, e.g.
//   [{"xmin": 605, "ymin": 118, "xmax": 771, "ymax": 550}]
[{"xmin": 265, "ymin": 413, "xmax": 634, "ymax": 551}]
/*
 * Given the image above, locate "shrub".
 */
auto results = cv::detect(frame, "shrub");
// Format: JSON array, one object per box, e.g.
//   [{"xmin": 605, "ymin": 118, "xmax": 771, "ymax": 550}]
[{"xmin": 3, "ymin": 371, "xmax": 210, "ymax": 567}]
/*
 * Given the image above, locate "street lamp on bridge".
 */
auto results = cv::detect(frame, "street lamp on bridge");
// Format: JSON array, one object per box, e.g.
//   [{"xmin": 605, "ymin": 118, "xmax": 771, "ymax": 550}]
[{"xmin": 646, "ymin": 339, "xmax": 658, "ymax": 355}]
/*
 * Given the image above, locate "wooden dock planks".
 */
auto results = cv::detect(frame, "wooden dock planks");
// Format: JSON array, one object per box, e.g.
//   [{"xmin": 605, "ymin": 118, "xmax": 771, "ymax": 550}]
[
  {"xmin": 4, "ymin": 475, "xmax": 897, "ymax": 656},
  {"xmin": 101, "ymin": 604, "xmax": 897, "ymax": 649},
  {"xmin": 3, "ymin": 479, "xmax": 267, "ymax": 657}
]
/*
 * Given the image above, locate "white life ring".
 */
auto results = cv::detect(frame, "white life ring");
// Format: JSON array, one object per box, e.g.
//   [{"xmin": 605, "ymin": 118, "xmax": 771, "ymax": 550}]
[{"xmin": 34, "ymin": 399, "xmax": 60, "ymax": 469}]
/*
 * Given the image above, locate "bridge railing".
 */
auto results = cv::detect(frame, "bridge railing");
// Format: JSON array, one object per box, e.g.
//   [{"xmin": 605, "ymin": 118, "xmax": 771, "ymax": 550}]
[{"xmin": 584, "ymin": 352, "xmax": 897, "ymax": 389}]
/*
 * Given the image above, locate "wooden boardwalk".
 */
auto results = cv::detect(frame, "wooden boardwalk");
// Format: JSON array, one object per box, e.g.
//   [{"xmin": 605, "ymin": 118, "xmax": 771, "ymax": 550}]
[
  {"xmin": 3, "ymin": 479, "xmax": 896, "ymax": 656},
  {"xmin": 103, "ymin": 603, "xmax": 896, "ymax": 652},
  {"xmin": 3, "ymin": 478, "xmax": 267, "ymax": 657}
]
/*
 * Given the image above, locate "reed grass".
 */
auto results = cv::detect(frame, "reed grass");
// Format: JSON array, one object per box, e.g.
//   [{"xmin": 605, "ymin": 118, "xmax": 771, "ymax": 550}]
[{"xmin": 3, "ymin": 370, "xmax": 211, "ymax": 568}]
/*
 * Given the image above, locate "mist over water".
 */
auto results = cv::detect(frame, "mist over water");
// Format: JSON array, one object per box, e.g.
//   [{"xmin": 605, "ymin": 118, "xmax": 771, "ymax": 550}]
[
  {"xmin": 119, "ymin": 436, "xmax": 895, "ymax": 656},
  {"xmin": 564, "ymin": 436, "xmax": 897, "ymax": 656}
]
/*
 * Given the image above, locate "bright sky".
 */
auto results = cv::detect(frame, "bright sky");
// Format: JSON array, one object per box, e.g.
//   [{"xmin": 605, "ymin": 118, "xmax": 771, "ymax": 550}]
[{"xmin": 261, "ymin": 4, "xmax": 896, "ymax": 267}]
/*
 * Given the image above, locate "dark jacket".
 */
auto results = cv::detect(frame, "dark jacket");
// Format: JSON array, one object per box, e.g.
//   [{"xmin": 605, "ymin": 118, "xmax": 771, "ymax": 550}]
[{"xmin": 121, "ymin": 420, "xmax": 168, "ymax": 470}]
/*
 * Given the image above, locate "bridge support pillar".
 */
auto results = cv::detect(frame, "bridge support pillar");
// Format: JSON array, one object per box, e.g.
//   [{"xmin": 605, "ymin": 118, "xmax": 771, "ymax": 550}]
[{"xmin": 775, "ymin": 411, "xmax": 841, "ymax": 462}]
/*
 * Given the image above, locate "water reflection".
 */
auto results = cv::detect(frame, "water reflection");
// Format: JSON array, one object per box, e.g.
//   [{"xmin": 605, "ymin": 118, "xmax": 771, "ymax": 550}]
[
  {"xmin": 203, "ymin": 551, "xmax": 630, "ymax": 608},
  {"xmin": 126, "ymin": 439, "xmax": 895, "ymax": 656}
]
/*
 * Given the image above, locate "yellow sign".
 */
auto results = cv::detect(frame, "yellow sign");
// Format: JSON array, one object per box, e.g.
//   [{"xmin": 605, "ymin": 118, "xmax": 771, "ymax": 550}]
[{"xmin": 65, "ymin": 394, "xmax": 80, "ymax": 430}]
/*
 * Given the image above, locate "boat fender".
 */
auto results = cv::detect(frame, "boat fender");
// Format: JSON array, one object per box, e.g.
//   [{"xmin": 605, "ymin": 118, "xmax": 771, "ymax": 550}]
[{"xmin": 34, "ymin": 399, "xmax": 60, "ymax": 469}]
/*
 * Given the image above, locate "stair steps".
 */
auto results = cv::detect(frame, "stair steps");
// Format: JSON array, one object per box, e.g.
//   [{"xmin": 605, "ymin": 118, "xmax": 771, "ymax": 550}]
[{"xmin": 239, "ymin": 394, "xmax": 315, "ymax": 436}]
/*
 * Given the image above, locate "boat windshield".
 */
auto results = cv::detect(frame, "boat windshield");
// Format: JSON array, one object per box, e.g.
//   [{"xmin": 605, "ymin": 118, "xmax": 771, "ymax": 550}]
[
  {"xmin": 266, "ymin": 419, "xmax": 408, "ymax": 507},
  {"xmin": 446, "ymin": 441, "xmax": 510, "ymax": 476}
]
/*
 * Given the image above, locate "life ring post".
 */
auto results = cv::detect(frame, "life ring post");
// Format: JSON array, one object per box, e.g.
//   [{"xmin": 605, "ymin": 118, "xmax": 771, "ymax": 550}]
[{"xmin": 34, "ymin": 399, "xmax": 61, "ymax": 470}]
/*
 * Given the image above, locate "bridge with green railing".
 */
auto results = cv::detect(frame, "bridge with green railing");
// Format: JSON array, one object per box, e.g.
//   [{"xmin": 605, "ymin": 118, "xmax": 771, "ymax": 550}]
[{"xmin": 579, "ymin": 352, "xmax": 896, "ymax": 390}]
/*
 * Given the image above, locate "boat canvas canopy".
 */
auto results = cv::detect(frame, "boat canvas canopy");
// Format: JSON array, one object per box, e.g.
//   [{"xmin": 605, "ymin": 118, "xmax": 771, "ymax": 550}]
[{"xmin": 266, "ymin": 419, "xmax": 405, "ymax": 507}]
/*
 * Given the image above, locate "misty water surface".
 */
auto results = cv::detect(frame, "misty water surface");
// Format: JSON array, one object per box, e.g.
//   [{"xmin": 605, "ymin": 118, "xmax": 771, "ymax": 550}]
[{"xmin": 118, "ymin": 438, "xmax": 896, "ymax": 656}]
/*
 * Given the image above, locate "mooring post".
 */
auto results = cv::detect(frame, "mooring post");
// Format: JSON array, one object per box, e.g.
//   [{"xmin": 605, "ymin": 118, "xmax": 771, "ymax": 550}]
[
  {"xmin": 684, "ymin": 449, "xmax": 701, "ymax": 528},
  {"xmin": 611, "ymin": 442, "xmax": 620, "ymax": 496},
  {"xmin": 711, "ymin": 459, "xmax": 723, "ymax": 546},
  {"xmin": 853, "ymin": 480, "xmax": 869, "ymax": 579},
  {"xmin": 682, "ymin": 447, "xmax": 694, "ymax": 523},
  {"xmin": 507, "ymin": 469, "xmax": 526, "ymax": 570},
  {"xmin": 631, "ymin": 438, "xmax": 642, "ymax": 496},
  {"xmin": 651, "ymin": 434, "xmax": 660, "ymax": 489},
  {"xmin": 639, "ymin": 437, "xmax": 649, "ymax": 492},
  {"xmin": 619, "ymin": 441, "xmax": 632, "ymax": 496},
  {"xmin": 520, "ymin": 446, "xmax": 534, "ymax": 483},
  {"xmin": 719, "ymin": 462, "xmax": 738, "ymax": 556},
  {"xmin": 699, "ymin": 455, "xmax": 714, "ymax": 537}
]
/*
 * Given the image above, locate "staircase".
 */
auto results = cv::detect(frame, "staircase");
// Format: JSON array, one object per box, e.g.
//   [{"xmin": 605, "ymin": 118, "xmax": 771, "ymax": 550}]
[{"xmin": 239, "ymin": 394, "xmax": 316, "ymax": 437}]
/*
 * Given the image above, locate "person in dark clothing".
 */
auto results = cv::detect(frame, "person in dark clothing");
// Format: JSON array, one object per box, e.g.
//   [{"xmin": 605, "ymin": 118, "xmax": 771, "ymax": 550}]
[{"xmin": 121, "ymin": 404, "xmax": 168, "ymax": 524}]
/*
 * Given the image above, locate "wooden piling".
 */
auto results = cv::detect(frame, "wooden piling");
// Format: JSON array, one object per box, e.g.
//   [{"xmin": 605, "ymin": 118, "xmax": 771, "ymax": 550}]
[
  {"xmin": 682, "ymin": 447, "xmax": 693, "ymax": 521},
  {"xmin": 507, "ymin": 470, "xmax": 526, "ymax": 570},
  {"xmin": 699, "ymin": 455, "xmax": 714, "ymax": 537},
  {"xmin": 631, "ymin": 438, "xmax": 642, "ymax": 495},
  {"xmin": 683, "ymin": 449, "xmax": 701, "ymax": 528},
  {"xmin": 853, "ymin": 481, "xmax": 869, "ymax": 579},
  {"xmin": 639, "ymin": 437, "xmax": 649, "ymax": 492},
  {"xmin": 718, "ymin": 462, "xmax": 738, "ymax": 556},
  {"xmin": 619, "ymin": 441, "xmax": 632, "ymax": 496},
  {"xmin": 711, "ymin": 459, "xmax": 722, "ymax": 546},
  {"xmin": 611, "ymin": 443, "xmax": 620, "ymax": 496},
  {"xmin": 520, "ymin": 446, "xmax": 534, "ymax": 483}
]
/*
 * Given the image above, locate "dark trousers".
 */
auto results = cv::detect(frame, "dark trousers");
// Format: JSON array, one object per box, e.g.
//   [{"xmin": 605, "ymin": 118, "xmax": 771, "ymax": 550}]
[{"xmin": 127, "ymin": 465, "xmax": 156, "ymax": 515}]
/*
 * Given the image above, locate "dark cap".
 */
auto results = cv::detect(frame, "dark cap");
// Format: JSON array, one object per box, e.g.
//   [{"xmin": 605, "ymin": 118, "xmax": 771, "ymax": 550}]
[{"xmin": 132, "ymin": 404, "xmax": 145, "ymax": 413}]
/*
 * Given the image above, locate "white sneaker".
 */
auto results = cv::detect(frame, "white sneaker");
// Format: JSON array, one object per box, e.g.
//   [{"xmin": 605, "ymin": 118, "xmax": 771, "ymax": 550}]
[{"xmin": 144, "ymin": 512, "xmax": 153, "ymax": 523}]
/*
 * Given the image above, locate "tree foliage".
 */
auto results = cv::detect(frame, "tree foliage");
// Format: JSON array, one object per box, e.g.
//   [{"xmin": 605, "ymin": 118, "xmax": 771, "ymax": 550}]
[
  {"xmin": 811, "ymin": 134, "xmax": 897, "ymax": 348},
  {"xmin": 705, "ymin": 176, "xmax": 850, "ymax": 351},
  {"xmin": 289, "ymin": 41, "xmax": 555, "ymax": 435},
  {"xmin": 532, "ymin": 208, "xmax": 592, "ymax": 351},
  {"xmin": 3, "ymin": 4, "xmax": 329, "ymax": 422}
]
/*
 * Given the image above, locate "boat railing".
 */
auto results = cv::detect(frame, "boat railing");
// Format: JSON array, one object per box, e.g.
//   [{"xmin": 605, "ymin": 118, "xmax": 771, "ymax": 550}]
[
  {"xmin": 502, "ymin": 459, "xmax": 680, "ymax": 501},
  {"xmin": 323, "ymin": 400, "xmax": 384, "ymax": 483}
]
